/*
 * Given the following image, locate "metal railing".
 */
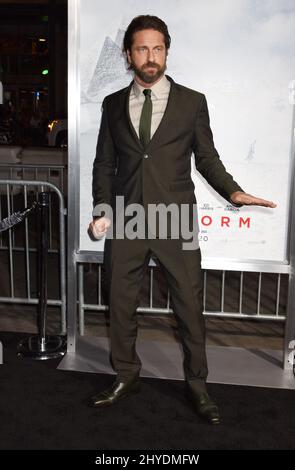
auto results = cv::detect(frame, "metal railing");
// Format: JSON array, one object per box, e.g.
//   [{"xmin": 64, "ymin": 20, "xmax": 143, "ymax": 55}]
[
  {"xmin": 0, "ymin": 163, "xmax": 67, "ymax": 195},
  {"xmin": 0, "ymin": 179, "xmax": 66, "ymax": 334},
  {"xmin": 77, "ymin": 262, "xmax": 288, "ymax": 335}
]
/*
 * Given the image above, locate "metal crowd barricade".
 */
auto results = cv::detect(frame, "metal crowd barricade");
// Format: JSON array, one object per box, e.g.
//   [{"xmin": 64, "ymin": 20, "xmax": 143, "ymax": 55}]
[
  {"xmin": 77, "ymin": 262, "xmax": 288, "ymax": 335},
  {"xmin": 0, "ymin": 163, "xmax": 67, "ymax": 195},
  {"xmin": 0, "ymin": 179, "xmax": 66, "ymax": 334}
]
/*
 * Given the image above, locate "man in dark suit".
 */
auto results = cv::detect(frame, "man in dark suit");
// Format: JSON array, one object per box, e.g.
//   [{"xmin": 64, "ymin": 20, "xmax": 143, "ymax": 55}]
[{"xmin": 89, "ymin": 15, "xmax": 276, "ymax": 424}]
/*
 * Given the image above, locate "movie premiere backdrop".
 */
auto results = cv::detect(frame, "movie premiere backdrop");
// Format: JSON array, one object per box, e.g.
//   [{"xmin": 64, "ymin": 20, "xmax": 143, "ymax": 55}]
[{"xmin": 78, "ymin": 0, "xmax": 295, "ymax": 263}]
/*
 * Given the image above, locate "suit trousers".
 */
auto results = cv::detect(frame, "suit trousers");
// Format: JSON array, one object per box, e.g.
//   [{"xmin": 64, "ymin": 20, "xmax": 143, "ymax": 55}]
[{"xmin": 104, "ymin": 236, "xmax": 208, "ymax": 393}]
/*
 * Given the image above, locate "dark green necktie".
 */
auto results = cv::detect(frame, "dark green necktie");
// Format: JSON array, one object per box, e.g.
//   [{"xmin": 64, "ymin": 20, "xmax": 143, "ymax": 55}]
[{"xmin": 139, "ymin": 88, "xmax": 152, "ymax": 148}]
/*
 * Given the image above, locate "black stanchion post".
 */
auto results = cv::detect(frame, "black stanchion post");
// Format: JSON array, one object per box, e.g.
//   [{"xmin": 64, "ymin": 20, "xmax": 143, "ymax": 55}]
[
  {"xmin": 37, "ymin": 192, "xmax": 49, "ymax": 352},
  {"xmin": 17, "ymin": 191, "xmax": 66, "ymax": 360}
]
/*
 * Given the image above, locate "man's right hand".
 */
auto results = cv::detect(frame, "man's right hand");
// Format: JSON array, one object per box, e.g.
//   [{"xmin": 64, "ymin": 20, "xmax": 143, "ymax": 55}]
[{"xmin": 89, "ymin": 217, "xmax": 112, "ymax": 239}]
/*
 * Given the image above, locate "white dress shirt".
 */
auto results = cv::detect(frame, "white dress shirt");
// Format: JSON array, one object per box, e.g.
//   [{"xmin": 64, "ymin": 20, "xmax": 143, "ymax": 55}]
[{"xmin": 129, "ymin": 74, "xmax": 171, "ymax": 139}]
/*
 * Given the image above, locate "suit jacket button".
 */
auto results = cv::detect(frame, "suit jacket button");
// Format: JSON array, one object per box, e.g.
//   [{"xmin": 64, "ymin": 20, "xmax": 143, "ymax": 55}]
[{"xmin": 143, "ymin": 154, "xmax": 149, "ymax": 159}]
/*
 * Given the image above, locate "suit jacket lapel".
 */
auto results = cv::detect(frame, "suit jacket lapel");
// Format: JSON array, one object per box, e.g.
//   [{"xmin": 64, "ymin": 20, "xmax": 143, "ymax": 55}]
[
  {"xmin": 125, "ymin": 80, "xmax": 144, "ymax": 150},
  {"xmin": 147, "ymin": 75, "xmax": 176, "ymax": 151}
]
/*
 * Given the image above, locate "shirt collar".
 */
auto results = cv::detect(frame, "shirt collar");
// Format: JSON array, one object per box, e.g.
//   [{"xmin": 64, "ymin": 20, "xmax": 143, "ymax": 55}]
[{"xmin": 133, "ymin": 74, "xmax": 170, "ymax": 99}]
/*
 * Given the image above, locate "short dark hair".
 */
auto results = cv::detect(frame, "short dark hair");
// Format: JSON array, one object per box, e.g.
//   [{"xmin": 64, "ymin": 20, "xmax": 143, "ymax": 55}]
[{"xmin": 123, "ymin": 15, "xmax": 171, "ymax": 52}]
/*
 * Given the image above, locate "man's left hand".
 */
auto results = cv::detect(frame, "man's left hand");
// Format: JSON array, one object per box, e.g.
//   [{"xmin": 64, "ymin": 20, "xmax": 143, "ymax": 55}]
[{"xmin": 230, "ymin": 191, "xmax": 277, "ymax": 208}]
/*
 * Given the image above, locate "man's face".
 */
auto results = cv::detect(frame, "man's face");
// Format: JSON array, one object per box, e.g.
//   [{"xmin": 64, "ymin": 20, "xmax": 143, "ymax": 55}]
[{"xmin": 127, "ymin": 29, "xmax": 168, "ymax": 85}]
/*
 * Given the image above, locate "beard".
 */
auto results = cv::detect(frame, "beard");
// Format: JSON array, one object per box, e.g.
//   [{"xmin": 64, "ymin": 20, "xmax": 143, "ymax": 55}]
[{"xmin": 130, "ymin": 61, "xmax": 167, "ymax": 84}]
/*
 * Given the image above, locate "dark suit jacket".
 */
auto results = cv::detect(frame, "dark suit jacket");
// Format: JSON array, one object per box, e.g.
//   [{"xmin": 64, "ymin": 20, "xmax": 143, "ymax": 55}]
[{"xmin": 92, "ymin": 75, "xmax": 243, "ymax": 235}]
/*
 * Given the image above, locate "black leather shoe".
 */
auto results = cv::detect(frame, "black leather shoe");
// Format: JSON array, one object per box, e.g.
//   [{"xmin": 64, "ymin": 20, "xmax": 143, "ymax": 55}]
[
  {"xmin": 188, "ymin": 390, "xmax": 221, "ymax": 425},
  {"xmin": 89, "ymin": 377, "xmax": 140, "ymax": 408}
]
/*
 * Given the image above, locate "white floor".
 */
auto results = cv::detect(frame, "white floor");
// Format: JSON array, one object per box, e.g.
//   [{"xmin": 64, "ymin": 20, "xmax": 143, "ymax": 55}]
[{"xmin": 58, "ymin": 336, "xmax": 295, "ymax": 390}]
